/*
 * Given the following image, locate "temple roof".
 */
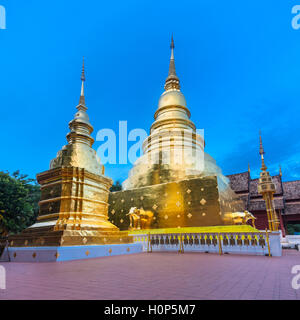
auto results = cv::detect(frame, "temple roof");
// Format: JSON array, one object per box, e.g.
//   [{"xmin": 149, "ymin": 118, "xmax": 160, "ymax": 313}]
[
  {"xmin": 283, "ymin": 180, "xmax": 300, "ymax": 201},
  {"xmin": 227, "ymin": 171, "xmax": 300, "ymax": 216},
  {"xmin": 248, "ymin": 198, "xmax": 285, "ymax": 211},
  {"xmin": 285, "ymin": 203, "xmax": 300, "ymax": 216},
  {"xmin": 227, "ymin": 171, "xmax": 249, "ymax": 193}
]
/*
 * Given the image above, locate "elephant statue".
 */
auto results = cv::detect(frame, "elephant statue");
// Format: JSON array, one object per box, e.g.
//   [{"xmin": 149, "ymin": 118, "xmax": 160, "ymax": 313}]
[
  {"xmin": 223, "ymin": 210, "xmax": 256, "ymax": 228},
  {"xmin": 139, "ymin": 209, "xmax": 154, "ymax": 229},
  {"xmin": 127, "ymin": 207, "xmax": 141, "ymax": 230},
  {"xmin": 127, "ymin": 207, "xmax": 154, "ymax": 230}
]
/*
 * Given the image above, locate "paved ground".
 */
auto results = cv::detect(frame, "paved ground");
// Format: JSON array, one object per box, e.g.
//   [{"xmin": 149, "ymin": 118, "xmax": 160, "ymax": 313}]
[{"xmin": 0, "ymin": 250, "xmax": 299, "ymax": 300}]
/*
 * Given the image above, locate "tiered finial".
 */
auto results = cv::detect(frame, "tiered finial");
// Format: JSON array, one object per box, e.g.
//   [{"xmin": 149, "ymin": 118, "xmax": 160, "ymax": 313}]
[
  {"xmin": 81, "ymin": 56, "xmax": 85, "ymax": 82},
  {"xmin": 259, "ymin": 131, "xmax": 267, "ymax": 171},
  {"xmin": 164, "ymin": 34, "xmax": 180, "ymax": 91},
  {"xmin": 257, "ymin": 131, "xmax": 278, "ymax": 231},
  {"xmin": 78, "ymin": 57, "xmax": 86, "ymax": 108},
  {"xmin": 66, "ymin": 57, "xmax": 94, "ymax": 147},
  {"xmin": 259, "ymin": 130, "xmax": 264, "ymax": 155}
]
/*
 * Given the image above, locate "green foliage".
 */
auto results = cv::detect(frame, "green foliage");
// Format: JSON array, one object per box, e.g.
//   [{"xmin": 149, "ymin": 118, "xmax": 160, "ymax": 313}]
[
  {"xmin": 0, "ymin": 170, "xmax": 40, "ymax": 236},
  {"xmin": 287, "ymin": 224, "xmax": 300, "ymax": 235},
  {"xmin": 110, "ymin": 181, "xmax": 122, "ymax": 192}
]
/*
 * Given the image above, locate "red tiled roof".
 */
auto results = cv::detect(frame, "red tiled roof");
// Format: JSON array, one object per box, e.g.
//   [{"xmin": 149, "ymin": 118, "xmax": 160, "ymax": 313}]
[
  {"xmin": 248, "ymin": 198, "xmax": 284, "ymax": 211},
  {"xmin": 227, "ymin": 172, "xmax": 249, "ymax": 193},
  {"xmin": 283, "ymin": 180, "xmax": 300, "ymax": 201},
  {"xmin": 284, "ymin": 203, "xmax": 300, "ymax": 216},
  {"xmin": 227, "ymin": 172, "xmax": 299, "ymax": 217}
]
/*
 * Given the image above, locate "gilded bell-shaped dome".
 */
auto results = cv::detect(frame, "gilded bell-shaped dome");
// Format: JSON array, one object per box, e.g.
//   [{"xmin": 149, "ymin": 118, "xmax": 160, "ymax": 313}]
[
  {"xmin": 158, "ymin": 89, "xmax": 187, "ymax": 109},
  {"xmin": 122, "ymin": 36, "xmax": 230, "ymax": 191}
]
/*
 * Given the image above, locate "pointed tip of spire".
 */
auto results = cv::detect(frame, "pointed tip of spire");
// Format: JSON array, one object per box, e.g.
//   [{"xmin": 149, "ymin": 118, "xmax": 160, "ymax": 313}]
[
  {"xmin": 78, "ymin": 57, "xmax": 86, "ymax": 108},
  {"xmin": 259, "ymin": 130, "xmax": 264, "ymax": 155},
  {"xmin": 81, "ymin": 56, "xmax": 85, "ymax": 82},
  {"xmin": 164, "ymin": 34, "xmax": 180, "ymax": 91},
  {"xmin": 258, "ymin": 131, "xmax": 267, "ymax": 171},
  {"xmin": 170, "ymin": 34, "xmax": 174, "ymax": 49},
  {"xmin": 279, "ymin": 164, "xmax": 282, "ymax": 176}
]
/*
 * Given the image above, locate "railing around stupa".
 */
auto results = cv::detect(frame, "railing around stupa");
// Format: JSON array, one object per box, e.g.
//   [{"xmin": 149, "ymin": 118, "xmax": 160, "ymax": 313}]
[{"xmin": 131, "ymin": 231, "xmax": 282, "ymax": 257}]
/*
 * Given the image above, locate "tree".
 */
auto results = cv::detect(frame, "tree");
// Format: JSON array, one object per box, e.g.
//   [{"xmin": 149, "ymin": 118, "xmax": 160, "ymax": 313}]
[
  {"xmin": 0, "ymin": 171, "xmax": 40, "ymax": 236},
  {"xmin": 110, "ymin": 181, "xmax": 122, "ymax": 192},
  {"xmin": 287, "ymin": 224, "xmax": 300, "ymax": 235}
]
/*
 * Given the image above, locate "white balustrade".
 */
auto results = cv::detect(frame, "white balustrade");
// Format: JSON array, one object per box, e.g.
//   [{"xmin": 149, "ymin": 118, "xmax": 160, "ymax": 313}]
[{"xmin": 131, "ymin": 231, "xmax": 282, "ymax": 256}]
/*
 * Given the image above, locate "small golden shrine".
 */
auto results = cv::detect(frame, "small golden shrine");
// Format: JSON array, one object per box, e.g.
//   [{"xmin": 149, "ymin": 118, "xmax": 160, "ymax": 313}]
[{"xmin": 7, "ymin": 60, "xmax": 132, "ymax": 247}]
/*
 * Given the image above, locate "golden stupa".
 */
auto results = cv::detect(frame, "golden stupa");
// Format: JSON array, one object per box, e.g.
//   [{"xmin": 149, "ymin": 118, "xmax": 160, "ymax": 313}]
[
  {"xmin": 109, "ymin": 37, "xmax": 244, "ymax": 230},
  {"xmin": 7, "ymin": 60, "xmax": 132, "ymax": 247}
]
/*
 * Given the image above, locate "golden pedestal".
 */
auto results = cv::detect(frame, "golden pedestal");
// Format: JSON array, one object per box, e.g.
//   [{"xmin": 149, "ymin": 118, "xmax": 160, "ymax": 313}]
[
  {"xmin": 8, "ymin": 167, "xmax": 132, "ymax": 247},
  {"xmin": 109, "ymin": 176, "xmax": 245, "ymax": 230}
]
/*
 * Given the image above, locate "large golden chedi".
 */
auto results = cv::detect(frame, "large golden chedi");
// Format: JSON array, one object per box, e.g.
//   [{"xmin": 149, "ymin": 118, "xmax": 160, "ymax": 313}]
[
  {"xmin": 8, "ymin": 61, "xmax": 132, "ymax": 247},
  {"xmin": 109, "ymin": 38, "xmax": 244, "ymax": 229}
]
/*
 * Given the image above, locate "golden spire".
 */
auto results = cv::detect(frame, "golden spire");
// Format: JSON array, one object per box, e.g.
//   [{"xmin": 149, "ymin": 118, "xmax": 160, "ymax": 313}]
[
  {"xmin": 248, "ymin": 163, "xmax": 250, "ymax": 173},
  {"xmin": 78, "ymin": 57, "xmax": 86, "ymax": 109},
  {"xmin": 164, "ymin": 34, "xmax": 180, "ymax": 91},
  {"xmin": 169, "ymin": 34, "xmax": 175, "ymax": 74},
  {"xmin": 65, "ymin": 58, "xmax": 94, "ymax": 147},
  {"xmin": 257, "ymin": 131, "xmax": 279, "ymax": 231},
  {"xmin": 279, "ymin": 164, "xmax": 282, "ymax": 176},
  {"xmin": 81, "ymin": 56, "xmax": 85, "ymax": 81},
  {"xmin": 259, "ymin": 131, "xmax": 267, "ymax": 171}
]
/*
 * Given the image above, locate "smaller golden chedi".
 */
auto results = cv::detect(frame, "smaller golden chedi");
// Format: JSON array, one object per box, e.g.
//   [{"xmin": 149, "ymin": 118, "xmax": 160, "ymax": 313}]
[{"xmin": 8, "ymin": 59, "xmax": 132, "ymax": 247}]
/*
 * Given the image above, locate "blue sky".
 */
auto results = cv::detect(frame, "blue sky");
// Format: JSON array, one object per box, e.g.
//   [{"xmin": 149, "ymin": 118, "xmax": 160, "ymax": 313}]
[{"xmin": 0, "ymin": 0, "xmax": 299, "ymax": 183}]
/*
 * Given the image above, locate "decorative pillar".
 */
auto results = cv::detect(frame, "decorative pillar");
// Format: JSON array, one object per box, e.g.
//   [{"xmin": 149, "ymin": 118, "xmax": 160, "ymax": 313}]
[{"xmin": 257, "ymin": 133, "xmax": 279, "ymax": 231}]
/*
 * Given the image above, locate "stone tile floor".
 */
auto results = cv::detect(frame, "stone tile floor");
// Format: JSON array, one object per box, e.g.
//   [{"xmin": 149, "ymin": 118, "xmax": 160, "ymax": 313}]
[{"xmin": 0, "ymin": 250, "xmax": 299, "ymax": 300}]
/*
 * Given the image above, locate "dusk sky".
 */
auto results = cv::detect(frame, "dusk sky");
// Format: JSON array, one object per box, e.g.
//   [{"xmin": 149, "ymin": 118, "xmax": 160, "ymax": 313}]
[{"xmin": 1, "ymin": 0, "xmax": 300, "ymax": 183}]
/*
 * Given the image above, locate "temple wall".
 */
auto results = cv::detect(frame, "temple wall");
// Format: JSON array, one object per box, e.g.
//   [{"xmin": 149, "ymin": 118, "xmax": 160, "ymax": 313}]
[{"xmin": 109, "ymin": 176, "xmax": 244, "ymax": 230}]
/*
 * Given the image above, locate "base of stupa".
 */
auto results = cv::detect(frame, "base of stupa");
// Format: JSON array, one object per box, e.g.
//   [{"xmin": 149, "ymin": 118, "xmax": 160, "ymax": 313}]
[
  {"xmin": 127, "ymin": 225, "xmax": 259, "ymax": 235},
  {"xmin": 4, "ymin": 227, "xmax": 134, "ymax": 248},
  {"xmin": 0, "ymin": 243, "xmax": 142, "ymax": 262},
  {"xmin": 109, "ymin": 176, "xmax": 245, "ymax": 230}
]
